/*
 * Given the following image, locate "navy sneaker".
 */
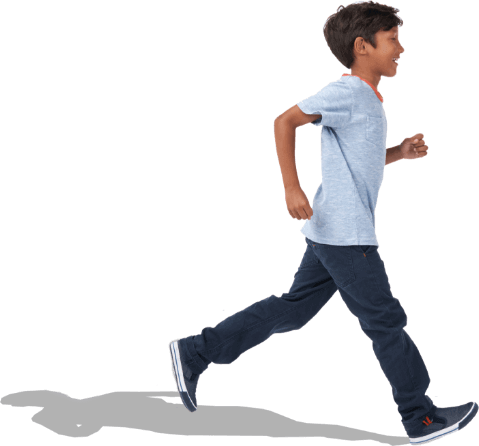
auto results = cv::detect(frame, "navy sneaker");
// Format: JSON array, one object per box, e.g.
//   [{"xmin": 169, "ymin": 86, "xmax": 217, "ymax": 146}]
[
  {"xmin": 169, "ymin": 339, "xmax": 199, "ymax": 412},
  {"xmin": 406, "ymin": 401, "xmax": 478, "ymax": 444}
]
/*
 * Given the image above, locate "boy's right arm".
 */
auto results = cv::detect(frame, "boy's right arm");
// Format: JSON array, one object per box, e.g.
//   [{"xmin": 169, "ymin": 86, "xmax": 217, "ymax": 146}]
[
  {"xmin": 274, "ymin": 105, "xmax": 321, "ymax": 220},
  {"xmin": 276, "ymin": 104, "xmax": 322, "ymax": 128}
]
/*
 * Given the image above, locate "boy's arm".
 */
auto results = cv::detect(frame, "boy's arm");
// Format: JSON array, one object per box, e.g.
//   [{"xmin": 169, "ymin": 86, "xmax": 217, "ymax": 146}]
[
  {"xmin": 274, "ymin": 105, "xmax": 319, "ymax": 221},
  {"xmin": 274, "ymin": 105, "xmax": 321, "ymax": 191},
  {"xmin": 385, "ymin": 145, "xmax": 404, "ymax": 165}
]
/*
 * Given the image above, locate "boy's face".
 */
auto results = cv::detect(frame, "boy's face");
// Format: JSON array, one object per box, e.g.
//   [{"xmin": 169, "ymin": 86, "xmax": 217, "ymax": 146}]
[{"xmin": 352, "ymin": 26, "xmax": 404, "ymax": 82}]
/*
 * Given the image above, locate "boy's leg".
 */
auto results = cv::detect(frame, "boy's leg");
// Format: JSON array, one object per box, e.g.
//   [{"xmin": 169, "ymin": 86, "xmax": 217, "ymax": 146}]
[
  {"xmin": 312, "ymin": 242, "xmax": 434, "ymax": 432},
  {"xmin": 180, "ymin": 237, "xmax": 338, "ymax": 376}
]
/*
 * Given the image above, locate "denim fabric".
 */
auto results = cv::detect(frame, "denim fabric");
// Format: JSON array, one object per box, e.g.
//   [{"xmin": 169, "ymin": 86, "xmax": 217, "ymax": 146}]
[{"xmin": 180, "ymin": 237, "xmax": 434, "ymax": 428}]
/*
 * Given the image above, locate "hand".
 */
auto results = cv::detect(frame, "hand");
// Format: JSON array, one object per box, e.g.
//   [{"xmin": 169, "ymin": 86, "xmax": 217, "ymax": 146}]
[
  {"xmin": 285, "ymin": 186, "xmax": 313, "ymax": 220},
  {"xmin": 400, "ymin": 133, "xmax": 429, "ymax": 160}
]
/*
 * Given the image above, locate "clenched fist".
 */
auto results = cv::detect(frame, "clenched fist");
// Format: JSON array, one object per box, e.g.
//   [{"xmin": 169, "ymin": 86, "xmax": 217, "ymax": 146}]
[{"xmin": 285, "ymin": 186, "xmax": 313, "ymax": 220}]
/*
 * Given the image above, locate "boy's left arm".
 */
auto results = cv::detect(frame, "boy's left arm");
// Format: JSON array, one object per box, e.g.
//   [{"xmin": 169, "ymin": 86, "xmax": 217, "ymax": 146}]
[{"xmin": 386, "ymin": 133, "xmax": 428, "ymax": 165}]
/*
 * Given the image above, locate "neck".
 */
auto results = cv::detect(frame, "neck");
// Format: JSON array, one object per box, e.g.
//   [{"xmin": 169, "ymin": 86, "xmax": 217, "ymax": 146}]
[{"xmin": 350, "ymin": 67, "xmax": 380, "ymax": 89}]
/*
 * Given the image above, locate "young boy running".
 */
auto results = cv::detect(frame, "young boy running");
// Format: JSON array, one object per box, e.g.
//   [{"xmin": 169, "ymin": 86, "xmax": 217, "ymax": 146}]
[{"xmin": 169, "ymin": 2, "xmax": 477, "ymax": 443}]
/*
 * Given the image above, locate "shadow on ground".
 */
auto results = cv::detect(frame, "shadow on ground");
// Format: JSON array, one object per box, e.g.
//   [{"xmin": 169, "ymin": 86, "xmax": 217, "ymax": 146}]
[{"xmin": 1, "ymin": 390, "xmax": 408, "ymax": 444}]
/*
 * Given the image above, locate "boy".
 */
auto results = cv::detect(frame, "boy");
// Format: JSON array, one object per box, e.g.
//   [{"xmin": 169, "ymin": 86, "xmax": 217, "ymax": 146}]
[{"xmin": 169, "ymin": 1, "xmax": 477, "ymax": 444}]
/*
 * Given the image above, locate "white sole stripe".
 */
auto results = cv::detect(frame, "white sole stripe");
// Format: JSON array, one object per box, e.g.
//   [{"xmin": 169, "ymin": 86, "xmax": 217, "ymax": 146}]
[{"xmin": 171, "ymin": 341, "xmax": 186, "ymax": 393}]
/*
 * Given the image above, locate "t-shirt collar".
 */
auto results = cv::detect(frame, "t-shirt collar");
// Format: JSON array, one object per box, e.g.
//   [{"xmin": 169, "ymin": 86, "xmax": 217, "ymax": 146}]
[{"xmin": 343, "ymin": 73, "xmax": 384, "ymax": 102}]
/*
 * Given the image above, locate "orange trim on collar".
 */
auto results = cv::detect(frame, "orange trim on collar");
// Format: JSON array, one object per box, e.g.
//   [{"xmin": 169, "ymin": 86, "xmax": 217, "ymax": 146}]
[{"xmin": 342, "ymin": 73, "xmax": 383, "ymax": 103}]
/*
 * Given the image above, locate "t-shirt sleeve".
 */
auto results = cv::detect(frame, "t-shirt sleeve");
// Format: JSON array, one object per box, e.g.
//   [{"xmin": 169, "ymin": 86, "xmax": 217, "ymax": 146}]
[{"xmin": 296, "ymin": 81, "xmax": 352, "ymax": 128}]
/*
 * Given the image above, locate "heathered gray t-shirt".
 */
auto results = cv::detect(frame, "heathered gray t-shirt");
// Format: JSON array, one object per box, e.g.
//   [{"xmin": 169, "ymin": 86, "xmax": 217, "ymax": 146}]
[{"xmin": 297, "ymin": 73, "xmax": 387, "ymax": 246}]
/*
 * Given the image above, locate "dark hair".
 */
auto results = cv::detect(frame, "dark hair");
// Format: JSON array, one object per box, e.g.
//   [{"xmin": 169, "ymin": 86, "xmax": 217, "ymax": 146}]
[{"xmin": 323, "ymin": 1, "xmax": 403, "ymax": 69}]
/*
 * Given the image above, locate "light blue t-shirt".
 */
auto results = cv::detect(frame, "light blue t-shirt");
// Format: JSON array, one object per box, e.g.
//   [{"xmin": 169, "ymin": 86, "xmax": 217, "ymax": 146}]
[{"xmin": 297, "ymin": 73, "xmax": 387, "ymax": 246}]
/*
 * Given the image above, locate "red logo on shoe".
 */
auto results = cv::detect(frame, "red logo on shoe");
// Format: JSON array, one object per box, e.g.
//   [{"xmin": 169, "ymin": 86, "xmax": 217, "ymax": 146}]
[{"xmin": 423, "ymin": 416, "xmax": 433, "ymax": 426}]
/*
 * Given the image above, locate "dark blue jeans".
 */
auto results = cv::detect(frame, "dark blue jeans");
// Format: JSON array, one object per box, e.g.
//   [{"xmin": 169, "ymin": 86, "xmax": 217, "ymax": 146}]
[{"xmin": 180, "ymin": 237, "xmax": 435, "ymax": 429}]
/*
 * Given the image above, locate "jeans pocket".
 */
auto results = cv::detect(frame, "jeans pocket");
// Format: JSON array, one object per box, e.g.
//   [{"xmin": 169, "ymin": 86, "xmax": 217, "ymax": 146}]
[
  {"xmin": 319, "ymin": 244, "xmax": 355, "ymax": 288},
  {"xmin": 299, "ymin": 240, "xmax": 320, "ymax": 269}
]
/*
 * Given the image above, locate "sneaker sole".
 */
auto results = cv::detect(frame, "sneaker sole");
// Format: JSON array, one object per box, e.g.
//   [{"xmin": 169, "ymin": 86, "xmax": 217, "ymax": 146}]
[
  {"xmin": 409, "ymin": 402, "xmax": 478, "ymax": 444},
  {"xmin": 169, "ymin": 340, "xmax": 197, "ymax": 412}
]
